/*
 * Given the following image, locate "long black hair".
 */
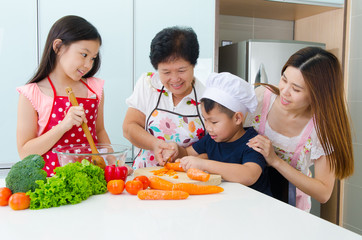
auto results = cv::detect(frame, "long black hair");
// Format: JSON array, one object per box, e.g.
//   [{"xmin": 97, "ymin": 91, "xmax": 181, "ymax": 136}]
[{"xmin": 28, "ymin": 15, "xmax": 102, "ymax": 84}]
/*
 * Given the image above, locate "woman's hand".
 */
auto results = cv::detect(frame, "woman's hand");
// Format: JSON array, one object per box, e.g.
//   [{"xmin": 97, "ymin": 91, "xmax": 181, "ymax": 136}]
[
  {"xmin": 161, "ymin": 142, "xmax": 179, "ymax": 163},
  {"xmin": 153, "ymin": 139, "xmax": 176, "ymax": 166},
  {"xmin": 60, "ymin": 106, "xmax": 87, "ymax": 131},
  {"xmin": 247, "ymin": 134, "xmax": 279, "ymax": 167},
  {"xmin": 178, "ymin": 156, "xmax": 205, "ymax": 171}
]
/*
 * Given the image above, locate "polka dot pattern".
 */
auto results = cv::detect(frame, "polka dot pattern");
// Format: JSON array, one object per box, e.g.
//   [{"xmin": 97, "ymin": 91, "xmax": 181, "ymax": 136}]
[{"xmin": 42, "ymin": 94, "xmax": 99, "ymax": 177}]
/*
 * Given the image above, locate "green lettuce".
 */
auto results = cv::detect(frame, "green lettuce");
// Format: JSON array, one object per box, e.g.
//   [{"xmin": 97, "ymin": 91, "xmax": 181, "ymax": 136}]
[{"xmin": 27, "ymin": 160, "xmax": 107, "ymax": 209}]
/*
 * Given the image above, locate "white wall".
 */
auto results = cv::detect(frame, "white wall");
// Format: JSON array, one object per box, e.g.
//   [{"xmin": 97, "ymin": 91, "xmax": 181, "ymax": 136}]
[
  {"xmin": 0, "ymin": 0, "xmax": 216, "ymax": 167},
  {"xmin": 343, "ymin": 0, "xmax": 362, "ymax": 235},
  {"xmin": 0, "ymin": 0, "xmax": 37, "ymax": 167}
]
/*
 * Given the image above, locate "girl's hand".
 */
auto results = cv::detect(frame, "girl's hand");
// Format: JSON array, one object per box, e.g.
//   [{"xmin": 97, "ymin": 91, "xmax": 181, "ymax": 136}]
[
  {"xmin": 179, "ymin": 156, "xmax": 205, "ymax": 171},
  {"xmin": 246, "ymin": 134, "xmax": 279, "ymax": 167},
  {"xmin": 61, "ymin": 106, "xmax": 88, "ymax": 131}
]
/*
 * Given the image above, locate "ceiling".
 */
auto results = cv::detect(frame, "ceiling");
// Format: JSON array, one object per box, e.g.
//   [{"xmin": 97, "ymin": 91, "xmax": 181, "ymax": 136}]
[{"xmin": 219, "ymin": 0, "xmax": 343, "ymax": 21}]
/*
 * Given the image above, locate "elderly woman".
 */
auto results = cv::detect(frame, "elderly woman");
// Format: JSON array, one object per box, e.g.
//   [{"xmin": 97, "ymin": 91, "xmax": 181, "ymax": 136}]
[{"xmin": 123, "ymin": 26, "xmax": 205, "ymax": 169}]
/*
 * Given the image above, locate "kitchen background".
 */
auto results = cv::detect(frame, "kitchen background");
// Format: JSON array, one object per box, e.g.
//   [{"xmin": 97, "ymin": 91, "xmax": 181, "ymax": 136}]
[{"xmin": 0, "ymin": 0, "xmax": 360, "ymax": 235}]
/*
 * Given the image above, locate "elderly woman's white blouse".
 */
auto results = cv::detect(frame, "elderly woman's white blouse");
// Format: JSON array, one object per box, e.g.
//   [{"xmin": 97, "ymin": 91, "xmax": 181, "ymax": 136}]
[{"xmin": 126, "ymin": 72, "xmax": 205, "ymax": 122}]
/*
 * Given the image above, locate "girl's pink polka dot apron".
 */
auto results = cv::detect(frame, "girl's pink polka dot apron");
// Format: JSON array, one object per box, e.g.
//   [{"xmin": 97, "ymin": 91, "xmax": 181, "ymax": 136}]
[{"xmin": 42, "ymin": 76, "xmax": 98, "ymax": 176}]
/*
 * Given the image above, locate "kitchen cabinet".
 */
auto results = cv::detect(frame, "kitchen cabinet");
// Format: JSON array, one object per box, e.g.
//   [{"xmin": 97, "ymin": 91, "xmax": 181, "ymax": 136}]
[
  {"xmin": 0, "ymin": 0, "xmax": 37, "ymax": 168},
  {"xmin": 0, "ymin": 0, "xmax": 216, "ymax": 167},
  {"xmin": 38, "ymin": 0, "xmax": 134, "ymax": 150}
]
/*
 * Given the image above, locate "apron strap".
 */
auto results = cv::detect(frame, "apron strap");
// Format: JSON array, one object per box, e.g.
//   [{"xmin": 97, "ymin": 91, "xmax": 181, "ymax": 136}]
[
  {"xmin": 259, "ymin": 88, "xmax": 272, "ymax": 135},
  {"xmin": 192, "ymin": 84, "xmax": 205, "ymax": 132},
  {"xmin": 47, "ymin": 76, "xmax": 57, "ymax": 97},
  {"xmin": 288, "ymin": 117, "xmax": 314, "ymax": 207},
  {"xmin": 290, "ymin": 118, "xmax": 315, "ymax": 168}
]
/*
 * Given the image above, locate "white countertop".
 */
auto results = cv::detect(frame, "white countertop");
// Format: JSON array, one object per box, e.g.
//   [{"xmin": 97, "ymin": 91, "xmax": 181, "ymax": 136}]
[{"xmin": 0, "ymin": 178, "xmax": 360, "ymax": 240}]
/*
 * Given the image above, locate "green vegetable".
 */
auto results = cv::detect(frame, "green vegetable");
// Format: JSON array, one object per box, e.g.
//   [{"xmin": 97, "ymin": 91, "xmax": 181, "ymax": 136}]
[
  {"xmin": 27, "ymin": 159, "xmax": 107, "ymax": 209},
  {"xmin": 5, "ymin": 154, "xmax": 47, "ymax": 193}
]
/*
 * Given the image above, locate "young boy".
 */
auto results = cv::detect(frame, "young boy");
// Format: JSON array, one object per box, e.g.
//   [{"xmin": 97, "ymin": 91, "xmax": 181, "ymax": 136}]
[{"xmin": 166, "ymin": 72, "xmax": 271, "ymax": 196}]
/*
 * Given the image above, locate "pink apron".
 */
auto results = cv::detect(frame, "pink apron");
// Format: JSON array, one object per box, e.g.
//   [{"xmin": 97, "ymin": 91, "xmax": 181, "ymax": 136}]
[
  {"xmin": 41, "ymin": 76, "xmax": 99, "ymax": 176},
  {"xmin": 133, "ymin": 85, "xmax": 205, "ymax": 169},
  {"xmin": 259, "ymin": 88, "xmax": 314, "ymax": 211}
]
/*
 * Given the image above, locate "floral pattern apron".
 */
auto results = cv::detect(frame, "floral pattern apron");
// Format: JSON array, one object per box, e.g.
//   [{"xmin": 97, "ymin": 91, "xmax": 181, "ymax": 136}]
[
  {"xmin": 258, "ymin": 88, "xmax": 314, "ymax": 211},
  {"xmin": 42, "ymin": 76, "xmax": 99, "ymax": 177},
  {"xmin": 133, "ymin": 86, "xmax": 205, "ymax": 169}
]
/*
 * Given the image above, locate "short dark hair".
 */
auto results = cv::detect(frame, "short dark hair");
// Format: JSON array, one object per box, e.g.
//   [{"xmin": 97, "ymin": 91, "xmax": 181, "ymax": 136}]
[
  {"xmin": 149, "ymin": 26, "xmax": 199, "ymax": 69},
  {"xmin": 28, "ymin": 15, "xmax": 102, "ymax": 84},
  {"xmin": 201, "ymin": 98, "xmax": 235, "ymax": 118}
]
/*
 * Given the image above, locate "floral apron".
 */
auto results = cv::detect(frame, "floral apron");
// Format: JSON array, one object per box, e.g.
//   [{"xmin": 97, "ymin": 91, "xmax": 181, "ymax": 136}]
[
  {"xmin": 41, "ymin": 76, "xmax": 99, "ymax": 177},
  {"xmin": 259, "ymin": 88, "xmax": 314, "ymax": 211},
  {"xmin": 133, "ymin": 86, "xmax": 205, "ymax": 169}
]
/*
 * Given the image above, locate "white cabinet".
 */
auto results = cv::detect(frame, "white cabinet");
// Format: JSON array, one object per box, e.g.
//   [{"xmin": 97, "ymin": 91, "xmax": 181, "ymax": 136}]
[
  {"xmin": 0, "ymin": 0, "xmax": 37, "ymax": 167},
  {"xmin": 134, "ymin": 0, "xmax": 216, "ymax": 82},
  {"xmin": 38, "ymin": 0, "xmax": 134, "ymax": 148},
  {"xmin": 0, "ymin": 0, "xmax": 216, "ymax": 165}
]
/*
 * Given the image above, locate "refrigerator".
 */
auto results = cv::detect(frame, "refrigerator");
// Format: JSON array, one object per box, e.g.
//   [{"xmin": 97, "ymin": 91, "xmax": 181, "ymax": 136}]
[{"xmin": 218, "ymin": 39, "xmax": 326, "ymax": 86}]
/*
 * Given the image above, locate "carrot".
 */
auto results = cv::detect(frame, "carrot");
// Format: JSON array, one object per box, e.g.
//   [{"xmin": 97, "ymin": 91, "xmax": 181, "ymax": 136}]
[
  {"xmin": 151, "ymin": 167, "xmax": 178, "ymax": 177},
  {"xmin": 187, "ymin": 168, "xmax": 210, "ymax": 182},
  {"xmin": 137, "ymin": 190, "xmax": 189, "ymax": 200},
  {"xmin": 149, "ymin": 176, "xmax": 223, "ymax": 195},
  {"xmin": 165, "ymin": 162, "xmax": 184, "ymax": 172},
  {"xmin": 173, "ymin": 183, "xmax": 224, "ymax": 195},
  {"xmin": 148, "ymin": 176, "xmax": 173, "ymax": 190}
]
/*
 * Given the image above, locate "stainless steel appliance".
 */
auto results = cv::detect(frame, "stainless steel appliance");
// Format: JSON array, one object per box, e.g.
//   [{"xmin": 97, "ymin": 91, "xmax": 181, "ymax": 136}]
[{"xmin": 218, "ymin": 39, "xmax": 326, "ymax": 86}]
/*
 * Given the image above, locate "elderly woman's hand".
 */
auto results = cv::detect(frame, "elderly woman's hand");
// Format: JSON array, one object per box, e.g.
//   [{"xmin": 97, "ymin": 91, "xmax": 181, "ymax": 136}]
[
  {"xmin": 246, "ymin": 134, "xmax": 279, "ymax": 167},
  {"xmin": 160, "ymin": 142, "xmax": 179, "ymax": 164},
  {"xmin": 153, "ymin": 139, "xmax": 176, "ymax": 166}
]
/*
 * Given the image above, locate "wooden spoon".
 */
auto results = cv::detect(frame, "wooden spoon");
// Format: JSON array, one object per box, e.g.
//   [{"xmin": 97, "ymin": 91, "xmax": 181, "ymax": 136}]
[{"xmin": 65, "ymin": 87, "xmax": 106, "ymax": 169}]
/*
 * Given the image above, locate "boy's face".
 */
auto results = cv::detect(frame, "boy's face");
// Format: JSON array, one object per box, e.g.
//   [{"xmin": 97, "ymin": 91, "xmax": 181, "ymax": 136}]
[{"xmin": 201, "ymin": 104, "xmax": 242, "ymax": 143}]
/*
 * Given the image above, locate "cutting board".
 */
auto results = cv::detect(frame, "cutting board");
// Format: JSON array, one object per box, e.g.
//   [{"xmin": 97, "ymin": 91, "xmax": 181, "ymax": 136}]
[{"xmin": 133, "ymin": 167, "xmax": 222, "ymax": 186}]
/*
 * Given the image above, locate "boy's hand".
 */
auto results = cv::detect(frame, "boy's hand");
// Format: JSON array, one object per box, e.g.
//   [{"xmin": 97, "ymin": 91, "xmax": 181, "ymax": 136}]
[{"xmin": 179, "ymin": 156, "xmax": 205, "ymax": 171}]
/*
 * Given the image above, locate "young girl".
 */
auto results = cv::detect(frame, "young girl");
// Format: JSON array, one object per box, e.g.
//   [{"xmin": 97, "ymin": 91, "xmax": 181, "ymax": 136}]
[
  {"xmin": 246, "ymin": 47, "xmax": 354, "ymax": 212},
  {"xmin": 16, "ymin": 15, "xmax": 111, "ymax": 176}
]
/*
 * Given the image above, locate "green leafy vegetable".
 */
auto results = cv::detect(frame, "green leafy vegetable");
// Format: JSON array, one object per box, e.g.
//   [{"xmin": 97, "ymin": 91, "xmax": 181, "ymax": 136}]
[
  {"xmin": 5, "ymin": 154, "xmax": 47, "ymax": 193},
  {"xmin": 27, "ymin": 159, "xmax": 107, "ymax": 209}
]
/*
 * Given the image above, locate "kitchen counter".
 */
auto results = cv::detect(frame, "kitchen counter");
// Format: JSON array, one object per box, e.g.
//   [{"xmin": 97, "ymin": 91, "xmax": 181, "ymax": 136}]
[{"xmin": 0, "ymin": 178, "xmax": 360, "ymax": 240}]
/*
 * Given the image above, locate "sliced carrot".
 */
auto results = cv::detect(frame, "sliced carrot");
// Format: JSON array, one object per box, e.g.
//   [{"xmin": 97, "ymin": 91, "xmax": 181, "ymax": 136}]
[
  {"xmin": 173, "ymin": 183, "xmax": 224, "ymax": 195},
  {"xmin": 137, "ymin": 190, "xmax": 189, "ymax": 200},
  {"xmin": 187, "ymin": 168, "xmax": 210, "ymax": 182},
  {"xmin": 148, "ymin": 176, "xmax": 173, "ymax": 190},
  {"xmin": 165, "ymin": 162, "xmax": 184, "ymax": 172},
  {"xmin": 151, "ymin": 167, "xmax": 178, "ymax": 177}
]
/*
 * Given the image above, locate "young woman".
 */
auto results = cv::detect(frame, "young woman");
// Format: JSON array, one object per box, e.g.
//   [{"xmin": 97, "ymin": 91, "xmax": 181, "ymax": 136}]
[{"xmin": 246, "ymin": 47, "xmax": 354, "ymax": 212}]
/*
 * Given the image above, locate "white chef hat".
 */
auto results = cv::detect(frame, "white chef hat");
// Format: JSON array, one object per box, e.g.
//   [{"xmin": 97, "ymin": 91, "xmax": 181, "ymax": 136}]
[{"xmin": 201, "ymin": 72, "xmax": 257, "ymax": 115}]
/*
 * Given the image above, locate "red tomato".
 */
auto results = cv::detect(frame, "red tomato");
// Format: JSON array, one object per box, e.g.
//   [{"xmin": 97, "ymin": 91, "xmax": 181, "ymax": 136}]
[
  {"xmin": 134, "ymin": 176, "xmax": 150, "ymax": 190},
  {"xmin": 9, "ymin": 193, "xmax": 30, "ymax": 210},
  {"xmin": 0, "ymin": 187, "xmax": 12, "ymax": 206},
  {"xmin": 125, "ymin": 180, "xmax": 143, "ymax": 195},
  {"xmin": 107, "ymin": 179, "xmax": 125, "ymax": 195}
]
